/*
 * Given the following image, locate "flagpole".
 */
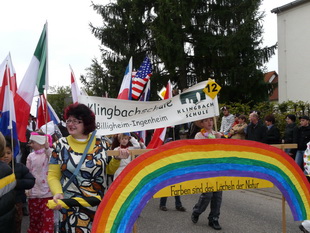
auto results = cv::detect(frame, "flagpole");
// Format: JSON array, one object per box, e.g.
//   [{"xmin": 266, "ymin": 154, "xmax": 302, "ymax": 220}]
[
  {"xmin": 45, "ymin": 21, "xmax": 49, "ymax": 94},
  {"xmin": 44, "ymin": 21, "xmax": 49, "ymax": 136},
  {"xmin": 5, "ymin": 62, "xmax": 15, "ymax": 172}
]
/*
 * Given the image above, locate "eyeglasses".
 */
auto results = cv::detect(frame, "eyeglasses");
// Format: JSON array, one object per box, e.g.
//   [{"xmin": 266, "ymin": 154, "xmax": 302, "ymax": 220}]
[{"xmin": 65, "ymin": 119, "xmax": 83, "ymax": 125}]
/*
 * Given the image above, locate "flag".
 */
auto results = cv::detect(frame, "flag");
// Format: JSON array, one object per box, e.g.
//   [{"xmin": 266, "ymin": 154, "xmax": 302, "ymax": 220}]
[
  {"xmin": 138, "ymin": 80, "xmax": 151, "ymax": 143},
  {"xmin": 0, "ymin": 64, "xmax": 19, "ymax": 157},
  {"xmin": 132, "ymin": 56, "xmax": 152, "ymax": 99},
  {"xmin": 145, "ymin": 127, "xmax": 167, "ymax": 149},
  {"xmin": 70, "ymin": 65, "xmax": 81, "ymax": 104},
  {"xmin": 0, "ymin": 53, "xmax": 17, "ymax": 97},
  {"xmin": 146, "ymin": 80, "xmax": 172, "ymax": 149},
  {"xmin": 47, "ymin": 101, "xmax": 60, "ymax": 125},
  {"xmin": 139, "ymin": 79, "xmax": 151, "ymax": 102},
  {"xmin": 0, "ymin": 53, "xmax": 17, "ymax": 111},
  {"xmin": 157, "ymin": 86, "xmax": 166, "ymax": 100},
  {"xmin": 36, "ymin": 95, "xmax": 60, "ymax": 129},
  {"xmin": 117, "ymin": 57, "xmax": 132, "ymax": 100},
  {"xmin": 35, "ymin": 23, "xmax": 48, "ymax": 95},
  {"xmin": 14, "ymin": 23, "xmax": 48, "ymax": 142},
  {"xmin": 36, "ymin": 95, "xmax": 49, "ymax": 129}
]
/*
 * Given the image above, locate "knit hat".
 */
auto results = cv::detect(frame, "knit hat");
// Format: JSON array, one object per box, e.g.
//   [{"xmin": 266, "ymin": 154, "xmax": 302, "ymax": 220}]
[{"xmin": 29, "ymin": 132, "xmax": 52, "ymax": 147}]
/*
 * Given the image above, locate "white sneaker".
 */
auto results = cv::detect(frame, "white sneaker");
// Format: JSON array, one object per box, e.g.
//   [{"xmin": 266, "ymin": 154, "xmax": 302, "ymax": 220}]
[{"xmin": 300, "ymin": 220, "xmax": 310, "ymax": 233}]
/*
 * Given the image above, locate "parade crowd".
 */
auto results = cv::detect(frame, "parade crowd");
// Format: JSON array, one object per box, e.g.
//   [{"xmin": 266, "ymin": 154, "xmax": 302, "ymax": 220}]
[{"xmin": 0, "ymin": 103, "xmax": 309, "ymax": 233}]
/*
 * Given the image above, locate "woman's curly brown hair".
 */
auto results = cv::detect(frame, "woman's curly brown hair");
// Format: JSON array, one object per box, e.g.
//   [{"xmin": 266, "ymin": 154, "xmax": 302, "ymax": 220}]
[{"xmin": 63, "ymin": 103, "xmax": 96, "ymax": 135}]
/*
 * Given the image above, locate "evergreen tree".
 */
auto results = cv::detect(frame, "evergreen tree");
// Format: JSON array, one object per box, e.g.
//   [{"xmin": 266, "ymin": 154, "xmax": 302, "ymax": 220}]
[
  {"xmin": 84, "ymin": 0, "xmax": 276, "ymax": 103},
  {"xmin": 80, "ymin": 58, "xmax": 112, "ymax": 97},
  {"xmin": 187, "ymin": 0, "xmax": 276, "ymax": 102},
  {"xmin": 88, "ymin": 0, "xmax": 156, "ymax": 98}
]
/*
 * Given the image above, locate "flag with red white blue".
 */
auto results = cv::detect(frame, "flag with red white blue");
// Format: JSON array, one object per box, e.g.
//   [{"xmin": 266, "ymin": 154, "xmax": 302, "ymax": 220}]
[
  {"xmin": 118, "ymin": 57, "xmax": 133, "ymax": 100},
  {"xmin": 132, "ymin": 56, "xmax": 152, "ymax": 99},
  {"xmin": 0, "ymin": 64, "xmax": 19, "ymax": 157}
]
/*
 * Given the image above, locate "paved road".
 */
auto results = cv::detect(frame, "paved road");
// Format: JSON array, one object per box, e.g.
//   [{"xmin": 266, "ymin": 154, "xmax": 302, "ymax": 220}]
[
  {"xmin": 21, "ymin": 187, "xmax": 302, "ymax": 233},
  {"xmin": 136, "ymin": 188, "xmax": 301, "ymax": 233}
]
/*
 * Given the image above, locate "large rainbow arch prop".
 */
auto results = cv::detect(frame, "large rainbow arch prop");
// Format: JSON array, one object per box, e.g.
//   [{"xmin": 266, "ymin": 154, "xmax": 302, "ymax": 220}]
[{"xmin": 92, "ymin": 139, "xmax": 310, "ymax": 233}]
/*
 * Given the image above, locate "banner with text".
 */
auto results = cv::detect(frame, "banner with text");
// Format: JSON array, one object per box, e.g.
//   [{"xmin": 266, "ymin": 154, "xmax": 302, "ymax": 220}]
[
  {"xmin": 153, "ymin": 177, "xmax": 274, "ymax": 198},
  {"xmin": 79, "ymin": 81, "xmax": 219, "ymax": 135}
]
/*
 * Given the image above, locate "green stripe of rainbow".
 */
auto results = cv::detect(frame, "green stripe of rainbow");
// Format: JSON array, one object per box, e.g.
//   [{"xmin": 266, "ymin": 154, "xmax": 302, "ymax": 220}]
[{"xmin": 92, "ymin": 139, "xmax": 310, "ymax": 233}]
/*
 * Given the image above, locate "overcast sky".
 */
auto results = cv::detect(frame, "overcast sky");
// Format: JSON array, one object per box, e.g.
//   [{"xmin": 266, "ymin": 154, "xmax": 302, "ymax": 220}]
[{"xmin": 0, "ymin": 0, "xmax": 292, "ymax": 89}]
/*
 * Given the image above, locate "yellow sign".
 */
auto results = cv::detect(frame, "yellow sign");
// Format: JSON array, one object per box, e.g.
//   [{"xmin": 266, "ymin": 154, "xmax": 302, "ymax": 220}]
[
  {"xmin": 153, "ymin": 177, "xmax": 274, "ymax": 198},
  {"xmin": 203, "ymin": 79, "xmax": 221, "ymax": 99}
]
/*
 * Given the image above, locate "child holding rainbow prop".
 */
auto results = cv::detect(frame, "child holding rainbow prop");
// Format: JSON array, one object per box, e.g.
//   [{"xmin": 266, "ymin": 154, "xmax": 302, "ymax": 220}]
[{"xmin": 191, "ymin": 117, "xmax": 223, "ymax": 230}]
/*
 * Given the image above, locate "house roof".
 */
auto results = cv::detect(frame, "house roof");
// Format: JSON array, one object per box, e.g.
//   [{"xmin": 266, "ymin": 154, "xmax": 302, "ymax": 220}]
[
  {"xmin": 264, "ymin": 71, "xmax": 279, "ymax": 101},
  {"xmin": 264, "ymin": 71, "xmax": 278, "ymax": 83},
  {"xmin": 271, "ymin": 0, "xmax": 309, "ymax": 14}
]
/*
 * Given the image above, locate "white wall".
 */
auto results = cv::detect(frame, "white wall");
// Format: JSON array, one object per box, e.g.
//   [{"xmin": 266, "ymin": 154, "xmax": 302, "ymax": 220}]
[{"xmin": 277, "ymin": 2, "xmax": 310, "ymax": 102}]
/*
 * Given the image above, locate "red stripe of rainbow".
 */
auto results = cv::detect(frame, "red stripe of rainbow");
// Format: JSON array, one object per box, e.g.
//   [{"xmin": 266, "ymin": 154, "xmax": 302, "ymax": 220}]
[{"xmin": 92, "ymin": 139, "xmax": 310, "ymax": 233}]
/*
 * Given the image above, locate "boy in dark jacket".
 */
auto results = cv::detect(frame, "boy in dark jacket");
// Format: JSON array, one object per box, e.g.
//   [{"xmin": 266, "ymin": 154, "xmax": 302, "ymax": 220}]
[
  {"xmin": 264, "ymin": 114, "xmax": 281, "ymax": 144},
  {"xmin": 0, "ymin": 132, "xmax": 16, "ymax": 233},
  {"xmin": 283, "ymin": 114, "xmax": 298, "ymax": 158},
  {"xmin": 1, "ymin": 137, "xmax": 35, "ymax": 233}
]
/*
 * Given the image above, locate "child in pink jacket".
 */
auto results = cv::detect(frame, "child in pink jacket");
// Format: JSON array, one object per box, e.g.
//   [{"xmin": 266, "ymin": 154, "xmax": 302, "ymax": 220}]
[{"xmin": 26, "ymin": 132, "xmax": 54, "ymax": 233}]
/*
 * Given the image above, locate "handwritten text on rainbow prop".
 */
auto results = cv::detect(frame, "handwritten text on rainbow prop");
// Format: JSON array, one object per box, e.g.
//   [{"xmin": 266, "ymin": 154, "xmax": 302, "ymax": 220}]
[{"xmin": 153, "ymin": 177, "xmax": 273, "ymax": 198}]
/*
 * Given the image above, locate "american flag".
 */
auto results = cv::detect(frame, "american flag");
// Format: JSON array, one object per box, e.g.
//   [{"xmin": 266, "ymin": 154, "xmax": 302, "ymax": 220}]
[{"xmin": 131, "ymin": 56, "xmax": 152, "ymax": 99}]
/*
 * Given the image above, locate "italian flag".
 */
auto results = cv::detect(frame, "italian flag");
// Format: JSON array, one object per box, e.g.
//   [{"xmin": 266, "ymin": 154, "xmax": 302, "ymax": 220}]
[{"xmin": 14, "ymin": 23, "xmax": 48, "ymax": 142}]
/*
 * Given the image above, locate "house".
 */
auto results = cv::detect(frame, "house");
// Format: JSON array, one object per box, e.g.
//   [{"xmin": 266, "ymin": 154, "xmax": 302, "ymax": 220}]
[
  {"xmin": 271, "ymin": 0, "xmax": 310, "ymax": 102},
  {"xmin": 264, "ymin": 71, "xmax": 279, "ymax": 102}
]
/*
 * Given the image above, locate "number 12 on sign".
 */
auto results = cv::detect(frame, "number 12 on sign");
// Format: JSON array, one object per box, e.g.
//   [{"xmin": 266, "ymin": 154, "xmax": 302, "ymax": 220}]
[{"xmin": 203, "ymin": 79, "xmax": 221, "ymax": 99}]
